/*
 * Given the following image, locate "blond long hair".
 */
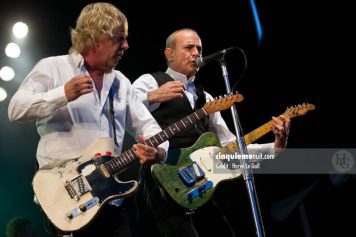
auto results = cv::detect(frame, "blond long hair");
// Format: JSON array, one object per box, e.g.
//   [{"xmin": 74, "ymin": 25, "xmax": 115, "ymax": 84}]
[{"xmin": 69, "ymin": 2, "xmax": 128, "ymax": 54}]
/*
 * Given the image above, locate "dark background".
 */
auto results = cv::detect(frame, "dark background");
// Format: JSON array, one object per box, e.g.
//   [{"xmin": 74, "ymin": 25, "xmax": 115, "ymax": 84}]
[{"xmin": 0, "ymin": 0, "xmax": 354, "ymax": 236}]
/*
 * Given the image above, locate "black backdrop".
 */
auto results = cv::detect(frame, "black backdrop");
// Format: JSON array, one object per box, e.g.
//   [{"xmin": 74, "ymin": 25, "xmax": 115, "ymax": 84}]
[{"xmin": 0, "ymin": 1, "xmax": 354, "ymax": 236}]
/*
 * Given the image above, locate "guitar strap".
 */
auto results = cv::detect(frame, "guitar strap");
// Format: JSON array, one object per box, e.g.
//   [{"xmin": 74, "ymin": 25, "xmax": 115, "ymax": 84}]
[
  {"xmin": 108, "ymin": 86, "xmax": 119, "ymax": 147},
  {"xmin": 69, "ymin": 53, "xmax": 119, "ymax": 148},
  {"xmin": 194, "ymin": 82, "xmax": 207, "ymax": 110}
]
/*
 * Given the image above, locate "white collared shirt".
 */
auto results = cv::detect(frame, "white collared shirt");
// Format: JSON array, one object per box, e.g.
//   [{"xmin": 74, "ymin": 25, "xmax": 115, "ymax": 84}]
[
  {"xmin": 132, "ymin": 68, "xmax": 275, "ymax": 155},
  {"xmin": 8, "ymin": 53, "xmax": 168, "ymax": 167}
]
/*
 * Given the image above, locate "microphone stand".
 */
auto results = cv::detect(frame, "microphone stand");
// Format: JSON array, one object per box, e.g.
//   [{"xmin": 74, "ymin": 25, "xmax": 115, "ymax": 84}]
[{"xmin": 218, "ymin": 56, "xmax": 265, "ymax": 237}]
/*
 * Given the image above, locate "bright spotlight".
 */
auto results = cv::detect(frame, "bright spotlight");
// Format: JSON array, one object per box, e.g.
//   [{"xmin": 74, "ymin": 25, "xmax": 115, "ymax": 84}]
[
  {"xmin": 0, "ymin": 87, "xmax": 7, "ymax": 102},
  {"xmin": 5, "ymin": 42, "xmax": 21, "ymax": 58},
  {"xmin": 13, "ymin": 22, "xmax": 29, "ymax": 38},
  {"xmin": 0, "ymin": 66, "xmax": 15, "ymax": 81}
]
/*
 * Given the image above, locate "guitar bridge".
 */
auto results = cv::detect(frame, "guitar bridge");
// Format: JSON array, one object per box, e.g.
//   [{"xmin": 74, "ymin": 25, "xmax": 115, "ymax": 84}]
[
  {"xmin": 185, "ymin": 180, "xmax": 213, "ymax": 200},
  {"xmin": 179, "ymin": 162, "xmax": 205, "ymax": 186},
  {"xmin": 65, "ymin": 176, "xmax": 91, "ymax": 200}
]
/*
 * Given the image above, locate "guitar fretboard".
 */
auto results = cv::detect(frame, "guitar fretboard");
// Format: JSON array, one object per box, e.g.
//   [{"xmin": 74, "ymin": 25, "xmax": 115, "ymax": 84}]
[
  {"xmin": 218, "ymin": 103, "xmax": 315, "ymax": 155},
  {"xmin": 244, "ymin": 119, "xmax": 276, "ymax": 145},
  {"xmin": 104, "ymin": 108, "xmax": 208, "ymax": 174},
  {"xmin": 233, "ymin": 109, "xmax": 304, "ymax": 149}
]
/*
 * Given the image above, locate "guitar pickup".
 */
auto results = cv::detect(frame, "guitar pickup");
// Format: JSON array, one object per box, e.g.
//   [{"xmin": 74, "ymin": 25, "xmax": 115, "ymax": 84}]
[
  {"xmin": 179, "ymin": 162, "xmax": 205, "ymax": 186},
  {"xmin": 185, "ymin": 180, "xmax": 213, "ymax": 200}
]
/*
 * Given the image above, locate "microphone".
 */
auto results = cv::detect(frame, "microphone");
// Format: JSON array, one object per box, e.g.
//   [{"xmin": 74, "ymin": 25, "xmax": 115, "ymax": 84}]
[{"xmin": 195, "ymin": 47, "xmax": 236, "ymax": 68}]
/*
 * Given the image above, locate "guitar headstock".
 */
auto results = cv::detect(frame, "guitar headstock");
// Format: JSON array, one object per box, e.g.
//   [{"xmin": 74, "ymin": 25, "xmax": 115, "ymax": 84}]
[
  {"xmin": 203, "ymin": 92, "xmax": 244, "ymax": 114},
  {"xmin": 284, "ymin": 103, "xmax": 315, "ymax": 118}
]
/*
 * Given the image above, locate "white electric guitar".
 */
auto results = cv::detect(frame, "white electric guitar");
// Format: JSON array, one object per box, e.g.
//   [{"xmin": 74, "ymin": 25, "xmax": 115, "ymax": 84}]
[{"xmin": 32, "ymin": 92, "xmax": 243, "ymax": 232}]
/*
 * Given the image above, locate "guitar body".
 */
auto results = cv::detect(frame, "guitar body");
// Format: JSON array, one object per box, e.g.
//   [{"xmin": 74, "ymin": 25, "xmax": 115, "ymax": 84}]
[
  {"xmin": 152, "ymin": 132, "xmax": 242, "ymax": 209},
  {"xmin": 32, "ymin": 137, "xmax": 138, "ymax": 232}
]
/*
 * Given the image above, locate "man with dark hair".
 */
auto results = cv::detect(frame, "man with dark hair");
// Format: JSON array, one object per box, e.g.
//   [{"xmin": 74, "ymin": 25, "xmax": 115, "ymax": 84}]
[{"xmin": 132, "ymin": 28, "xmax": 290, "ymax": 237}]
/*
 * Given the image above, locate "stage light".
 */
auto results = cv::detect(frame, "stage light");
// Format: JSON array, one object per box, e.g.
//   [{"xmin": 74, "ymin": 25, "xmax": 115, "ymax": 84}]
[
  {"xmin": 5, "ymin": 42, "xmax": 21, "ymax": 58},
  {"xmin": 0, "ymin": 66, "xmax": 15, "ymax": 81},
  {"xmin": 0, "ymin": 87, "xmax": 7, "ymax": 102},
  {"xmin": 13, "ymin": 22, "xmax": 28, "ymax": 39}
]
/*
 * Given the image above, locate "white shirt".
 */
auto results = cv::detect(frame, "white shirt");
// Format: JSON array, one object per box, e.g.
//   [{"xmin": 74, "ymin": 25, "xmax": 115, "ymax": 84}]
[
  {"xmin": 8, "ymin": 53, "xmax": 168, "ymax": 167},
  {"xmin": 132, "ymin": 67, "xmax": 275, "ymax": 155}
]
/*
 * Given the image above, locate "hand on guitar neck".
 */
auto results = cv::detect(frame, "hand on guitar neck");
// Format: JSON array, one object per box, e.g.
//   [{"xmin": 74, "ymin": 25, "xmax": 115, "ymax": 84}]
[{"xmin": 152, "ymin": 103, "xmax": 315, "ymax": 209}]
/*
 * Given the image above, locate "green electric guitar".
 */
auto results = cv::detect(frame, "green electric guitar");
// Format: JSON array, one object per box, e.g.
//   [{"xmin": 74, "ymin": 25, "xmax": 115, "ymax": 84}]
[{"xmin": 152, "ymin": 103, "xmax": 315, "ymax": 209}]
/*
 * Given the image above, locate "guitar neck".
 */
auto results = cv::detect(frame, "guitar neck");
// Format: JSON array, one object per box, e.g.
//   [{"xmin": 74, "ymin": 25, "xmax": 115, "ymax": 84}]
[
  {"xmin": 244, "ymin": 114, "xmax": 285, "ymax": 145},
  {"xmin": 104, "ymin": 108, "xmax": 208, "ymax": 174},
  {"xmin": 226, "ymin": 103, "xmax": 314, "ymax": 151}
]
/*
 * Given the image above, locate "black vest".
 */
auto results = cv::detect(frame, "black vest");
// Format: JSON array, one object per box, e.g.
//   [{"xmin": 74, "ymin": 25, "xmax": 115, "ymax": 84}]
[{"xmin": 151, "ymin": 72, "xmax": 209, "ymax": 149}]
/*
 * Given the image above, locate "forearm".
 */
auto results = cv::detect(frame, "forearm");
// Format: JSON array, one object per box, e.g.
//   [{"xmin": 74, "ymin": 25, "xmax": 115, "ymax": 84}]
[
  {"xmin": 8, "ymin": 86, "xmax": 67, "ymax": 122},
  {"xmin": 147, "ymin": 90, "xmax": 160, "ymax": 104}
]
